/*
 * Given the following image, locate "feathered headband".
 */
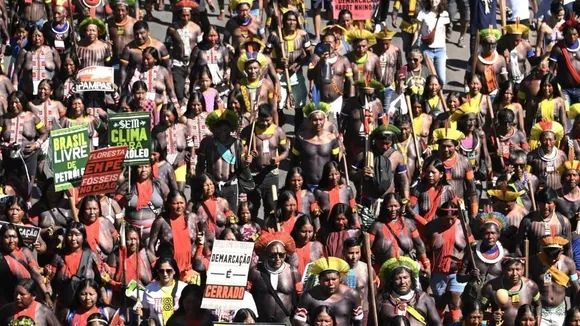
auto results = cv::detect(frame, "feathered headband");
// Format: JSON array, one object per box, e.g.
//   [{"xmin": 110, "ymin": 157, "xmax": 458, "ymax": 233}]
[
  {"xmin": 254, "ymin": 230, "xmax": 296, "ymax": 254},
  {"xmin": 380, "ymin": 256, "xmax": 419, "ymax": 280}
]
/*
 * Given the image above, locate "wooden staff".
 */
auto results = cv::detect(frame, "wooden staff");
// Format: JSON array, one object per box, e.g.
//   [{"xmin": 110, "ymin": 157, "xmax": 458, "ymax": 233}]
[
  {"xmin": 363, "ymin": 232, "xmax": 379, "ymax": 326},
  {"xmin": 405, "ymin": 95, "xmax": 423, "ymax": 173},
  {"xmin": 458, "ymin": 199, "xmax": 477, "ymax": 270},
  {"xmin": 135, "ymin": 0, "xmax": 140, "ymax": 20},
  {"xmin": 471, "ymin": 32, "xmax": 480, "ymax": 79},
  {"xmin": 272, "ymin": 187, "xmax": 280, "ymax": 231},
  {"xmin": 273, "ymin": 0, "xmax": 295, "ymax": 109},
  {"xmin": 500, "ymin": 0, "xmax": 507, "ymax": 34},
  {"xmin": 67, "ymin": 0, "xmax": 78, "ymax": 52},
  {"xmin": 487, "ymin": 95, "xmax": 505, "ymax": 169},
  {"xmin": 525, "ymin": 178, "xmax": 536, "ymax": 278}
]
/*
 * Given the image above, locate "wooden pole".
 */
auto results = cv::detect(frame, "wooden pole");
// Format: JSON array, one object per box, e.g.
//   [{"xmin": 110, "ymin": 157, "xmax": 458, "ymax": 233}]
[
  {"xmin": 272, "ymin": 187, "xmax": 280, "ymax": 231},
  {"xmin": 500, "ymin": 0, "xmax": 507, "ymax": 34},
  {"xmin": 458, "ymin": 200, "xmax": 477, "ymax": 269},
  {"xmin": 405, "ymin": 95, "xmax": 423, "ymax": 173},
  {"xmin": 471, "ymin": 33, "xmax": 480, "ymax": 79},
  {"xmin": 363, "ymin": 232, "xmax": 379, "ymax": 326},
  {"xmin": 273, "ymin": 0, "xmax": 294, "ymax": 109}
]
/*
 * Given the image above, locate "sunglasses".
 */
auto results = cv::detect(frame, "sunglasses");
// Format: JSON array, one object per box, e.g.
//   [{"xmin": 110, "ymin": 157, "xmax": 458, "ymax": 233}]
[
  {"xmin": 158, "ymin": 269, "xmax": 174, "ymax": 274},
  {"xmin": 269, "ymin": 252, "xmax": 286, "ymax": 258}
]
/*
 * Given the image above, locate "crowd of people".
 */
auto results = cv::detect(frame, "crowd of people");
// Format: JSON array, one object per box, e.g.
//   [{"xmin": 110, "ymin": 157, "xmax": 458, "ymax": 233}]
[{"xmin": 0, "ymin": 0, "xmax": 580, "ymax": 325}]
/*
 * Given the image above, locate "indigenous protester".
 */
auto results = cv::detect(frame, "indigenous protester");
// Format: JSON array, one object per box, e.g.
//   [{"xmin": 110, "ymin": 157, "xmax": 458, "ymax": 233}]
[{"xmin": 3, "ymin": 3, "xmax": 580, "ymax": 326}]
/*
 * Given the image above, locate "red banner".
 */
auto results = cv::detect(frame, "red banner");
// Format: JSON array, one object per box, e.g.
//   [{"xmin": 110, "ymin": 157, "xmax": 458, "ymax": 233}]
[{"xmin": 78, "ymin": 146, "xmax": 128, "ymax": 197}]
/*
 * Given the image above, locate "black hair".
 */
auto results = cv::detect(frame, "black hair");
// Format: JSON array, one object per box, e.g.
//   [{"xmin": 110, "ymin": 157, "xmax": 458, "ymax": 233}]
[
  {"xmin": 132, "ymin": 80, "xmax": 148, "ymax": 94},
  {"xmin": 421, "ymin": 156, "xmax": 448, "ymax": 186},
  {"xmin": 133, "ymin": 20, "xmax": 149, "ymax": 32},
  {"xmin": 153, "ymin": 256, "xmax": 180, "ymax": 281},
  {"xmin": 539, "ymin": 73, "xmax": 562, "ymax": 99},
  {"xmin": 536, "ymin": 187, "xmax": 558, "ymax": 203},
  {"xmin": 142, "ymin": 46, "xmax": 160, "ymax": 64},
  {"xmin": 284, "ymin": 167, "xmax": 309, "ymax": 190},
  {"xmin": 233, "ymin": 308, "xmax": 257, "ymax": 322},
  {"xmin": 15, "ymin": 279, "xmax": 37, "ymax": 297},
  {"xmin": 497, "ymin": 108, "xmax": 516, "ymax": 125},
  {"xmin": 5, "ymin": 196, "xmax": 30, "ymax": 225},
  {"xmin": 318, "ymin": 161, "xmax": 343, "ymax": 189},
  {"xmin": 290, "ymin": 214, "xmax": 316, "ymax": 242},
  {"xmin": 78, "ymin": 195, "xmax": 102, "ymax": 222},
  {"xmin": 310, "ymin": 305, "xmax": 338, "ymax": 326},
  {"xmin": 343, "ymin": 237, "xmax": 362, "ymax": 250},
  {"xmin": 515, "ymin": 304, "xmax": 537, "ymax": 326},
  {"xmin": 328, "ymin": 203, "xmax": 356, "ymax": 230},
  {"xmin": 63, "ymin": 222, "xmax": 90, "ymax": 252},
  {"xmin": 73, "ymin": 279, "xmax": 105, "ymax": 310},
  {"xmin": 461, "ymin": 300, "xmax": 484, "ymax": 321},
  {"xmin": 258, "ymin": 103, "xmax": 275, "ymax": 118}
]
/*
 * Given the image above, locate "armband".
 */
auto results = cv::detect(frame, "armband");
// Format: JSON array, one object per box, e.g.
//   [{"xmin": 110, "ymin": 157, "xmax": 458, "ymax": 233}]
[
  {"xmin": 292, "ymin": 147, "xmax": 300, "ymax": 156},
  {"xmin": 35, "ymin": 122, "xmax": 44, "ymax": 129},
  {"xmin": 279, "ymin": 139, "xmax": 287, "ymax": 145},
  {"xmin": 533, "ymin": 292, "xmax": 541, "ymax": 301},
  {"xmin": 570, "ymin": 273, "xmax": 579, "ymax": 282},
  {"xmin": 396, "ymin": 164, "xmax": 407, "ymax": 174},
  {"xmin": 331, "ymin": 147, "xmax": 340, "ymax": 155}
]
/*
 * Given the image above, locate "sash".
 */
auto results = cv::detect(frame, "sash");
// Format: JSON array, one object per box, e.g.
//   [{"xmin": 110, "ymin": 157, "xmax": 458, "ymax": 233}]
[
  {"xmin": 558, "ymin": 41, "xmax": 580, "ymax": 84},
  {"xmin": 538, "ymin": 252, "xmax": 570, "ymax": 287},
  {"xmin": 166, "ymin": 126, "xmax": 178, "ymax": 164}
]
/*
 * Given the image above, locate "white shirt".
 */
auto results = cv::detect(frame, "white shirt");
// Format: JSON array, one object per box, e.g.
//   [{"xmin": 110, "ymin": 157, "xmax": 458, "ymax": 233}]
[
  {"xmin": 143, "ymin": 280, "xmax": 188, "ymax": 326},
  {"xmin": 417, "ymin": 10, "xmax": 450, "ymax": 49},
  {"xmin": 507, "ymin": 0, "xmax": 530, "ymax": 21}
]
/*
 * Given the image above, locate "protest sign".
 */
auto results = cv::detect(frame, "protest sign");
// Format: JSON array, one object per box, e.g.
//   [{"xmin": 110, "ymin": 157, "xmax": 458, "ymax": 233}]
[
  {"xmin": 78, "ymin": 146, "xmax": 128, "ymax": 197},
  {"xmin": 201, "ymin": 240, "xmax": 255, "ymax": 310},
  {"xmin": 332, "ymin": 0, "xmax": 378, "ymax": 20},
  {"xmin": 108, "ymin": 112, "xmax": 151, "ymax": 166},
  {"xmin": 76, "ymin": 66, "xmax": 115, "ymax": 92},
  {"xmin": 0, "ymin": 221, "xmax": 41, "ymax": 246},
  {"xmin": 52, "ymin": 125, "xmax": 90, "ymax": 192}
]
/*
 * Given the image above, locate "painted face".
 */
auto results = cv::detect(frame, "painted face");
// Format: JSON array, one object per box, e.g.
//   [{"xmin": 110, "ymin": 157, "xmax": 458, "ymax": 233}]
[
  {"xmin": 320, "ymin": 272, "xmax": 341, "ymax": 294},
  {"xmin": 309, "ymin": 112, "xmax": 326, "ymax": 132},
  {"xmin": 385, "ymin": 198, "xmax": 401, "ymax": 220},
  {"xmin": 65, "ymin": 58, "xmax": 76, "ymax": 77},
  {"xmin": 161, "ymin": 110, "xmax": 176, "ymax": 127},
  {"xmin": 504, "ymin": 261, "xmax": 523, "ymax": 285},
  {"xmin": 283, "ymin": 197, "xmax": 297, "ymax": 216},
  {"xmin": 481, "ymin": 226, "xmax": 499, "ymax": 247},
  {"xmin": 31, "ymin": 30, "xmax": 44, "ymax": 46},
  {"xmin": 71, "ymin": 99, "xmax": 84, "ymax": 117},
  {"xmin": 114, "ymin": 5, "xmax": 128, "ymax": 20},
  {"xmin": 206, "ymin": 29, "xmax": 219, "ymax": 45},
  {"xmin": 245, "ymin": 61, "xmax": 261, "ymax": 81},
  {"xmin": 565, "ymin": 169, "xmax": 580, "ymax": 188},
  {"xmin": 266, "ymin": 242, "xmax": 286, "ymax": 269},
  {"xmin": 354, "ymin": 39, "xmax": 368, "ymax": 57},
  {"xmin": 2, "ymin": 229, "xmax": 18, "ymax": 252},
  {"xmin": 38, "ymin": 82, "xmax": 52, "ymax": 101},
  {"xmin": 399, "ymin": 123, "xmax": 412, "ymax": 141},
  {"xmin": 328, "ymin": 168, "xmax": 341, "ymax": 187}
]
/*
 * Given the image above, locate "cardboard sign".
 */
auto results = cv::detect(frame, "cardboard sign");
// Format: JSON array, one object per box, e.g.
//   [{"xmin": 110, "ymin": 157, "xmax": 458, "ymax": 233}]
[
  {"xmin": 108, "ymin": 112, "xmax": 151, "ymax": 166},
  {"xmin": 76, "ymin": 66, "xmax": 115, "ymax": 92},
  {"xmin": 0, "ymin": 221, "xmax": 41, "ymax": 246},
  {"xmin": 51, "ymin": 125, "xmax": 90, "ymax": 192},
  {"xmin": 78, "ymin": 146, "xmax": 128, "ymax": 197},
  {"xmin": 201, "ymin": 240, "xmax": 255, "ymax": 310},
  {"xmin": 332, "ymin": 0, "xmax": 378, "ymax": 20}
]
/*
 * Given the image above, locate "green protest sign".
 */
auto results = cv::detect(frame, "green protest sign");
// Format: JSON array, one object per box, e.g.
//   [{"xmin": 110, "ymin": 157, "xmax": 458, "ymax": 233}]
[
  {"xmin": 51, "ymin": 125, "xmax": 90, "ymax": 192},
  {"xmin": 108, "ymin": 112, "xmax": 151, "ymax": 166}
]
